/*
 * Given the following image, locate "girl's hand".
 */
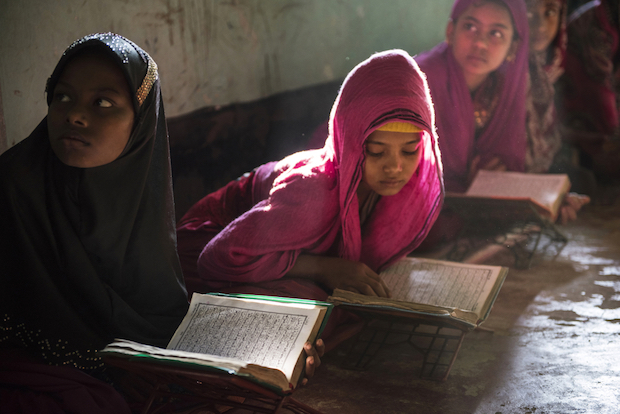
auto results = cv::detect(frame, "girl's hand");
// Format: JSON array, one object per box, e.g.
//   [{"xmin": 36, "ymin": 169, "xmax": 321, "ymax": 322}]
[
  {"xmin": 301, "ymin": 339, "xmax": 325, "ymax": 386},
  {"xmin": 317, "ymin": 258, "xmax": 390, "ymax": 297},
  {"xmin": 559, "ymin": 193, "xmax": 590, "ymax": 224},
  {"xmin": 287, "ymin": 255, "xmax": 390, "ymax": 297}
]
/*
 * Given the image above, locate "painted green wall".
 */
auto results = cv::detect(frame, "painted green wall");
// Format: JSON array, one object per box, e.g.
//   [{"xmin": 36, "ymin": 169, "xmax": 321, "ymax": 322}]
[{"xmin": 0, "ymin": 0, "xmax": 454, "ymax": 150}]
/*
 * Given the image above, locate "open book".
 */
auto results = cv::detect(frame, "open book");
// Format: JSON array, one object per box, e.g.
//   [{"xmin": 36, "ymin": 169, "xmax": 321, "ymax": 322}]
[
  {"xmin": 328, "ymin": 257, "xmax": 508, "ymax": 329},
  {"xmin": 447, "ymin": 170, "xmax": 571, "ymax": 222},
  {"xmin": 100, "ymin": 293, "xmax": 332, "ymax": 394}
]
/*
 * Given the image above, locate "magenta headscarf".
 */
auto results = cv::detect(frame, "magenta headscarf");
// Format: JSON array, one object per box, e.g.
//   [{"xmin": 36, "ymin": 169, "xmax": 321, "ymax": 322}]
[
  {"xmin": 416, "ymin": 0, "xmax": 529, "ymax": 192},
  {"xmin": 196, "ymin": 50, "xmax": 444, "ymax": 283}
]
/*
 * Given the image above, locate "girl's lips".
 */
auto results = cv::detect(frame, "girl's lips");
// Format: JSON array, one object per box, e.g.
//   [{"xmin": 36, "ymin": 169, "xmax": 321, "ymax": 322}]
[
  {"xmin": 59, "ymin": 132, "xmax": 89, "ymax": 148},
  {"xmin": 380, "ymin": 179, "xmax": 403, "ymax": 187},
  {"xmin": 61, "ymin": 132, "xmax": 87, "ymax": 143},
  {"xmin": 466, "ymin": 55, "xmax": 487, "ymax": 64}
]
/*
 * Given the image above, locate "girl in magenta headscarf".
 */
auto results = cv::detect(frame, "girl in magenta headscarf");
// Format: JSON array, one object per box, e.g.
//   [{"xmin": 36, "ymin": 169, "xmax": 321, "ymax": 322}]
[
  {"xmin": 177, "ymin": 50, "xmax": 444, "ymax": 342},
  {"xmin": 416, "ymin": 0, "xmax": 529, "ymax": 193}
]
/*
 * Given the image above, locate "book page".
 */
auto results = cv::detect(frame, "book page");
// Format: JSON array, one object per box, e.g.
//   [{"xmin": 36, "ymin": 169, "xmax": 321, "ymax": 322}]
[
  {"xmin": 167, "ymin": 294, "xmax": 322, "ymax": 380},
  {"xmin": 101, "ymin": 338, "xmax": 248, "ymax": 371},
  {"xmin": 465, "ymin": 170, "xmax": 569, "ymax": 212},
  {"xmin": 381, "ymin": 258, "xmax": 501, "ymax": 314},
  {"xmin": 100, "ymin": 338, "xmax": 293, "ymax": 394}
]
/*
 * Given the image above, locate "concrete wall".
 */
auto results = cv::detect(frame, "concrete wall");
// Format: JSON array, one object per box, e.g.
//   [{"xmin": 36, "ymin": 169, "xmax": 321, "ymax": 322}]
[{"xmin": 0, "ymin": 0, "xmax": 454, "ymax": 150}]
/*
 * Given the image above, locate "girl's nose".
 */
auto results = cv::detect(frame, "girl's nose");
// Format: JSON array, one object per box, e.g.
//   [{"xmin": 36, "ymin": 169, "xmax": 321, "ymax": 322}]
[
  {"xmin": 473, "ymin": 33, "xmax": 489, "ymax": 49},
  {"xmin": 384, "ymin": 155, "xmax": 402, "ymax": 173},
  {"xmin": 529, "ymin": 12, "xmax": 543, "ymax": 33},
  {"xmin": 66, "ymin": 105, "xmax": 87, "ymax": 127}
]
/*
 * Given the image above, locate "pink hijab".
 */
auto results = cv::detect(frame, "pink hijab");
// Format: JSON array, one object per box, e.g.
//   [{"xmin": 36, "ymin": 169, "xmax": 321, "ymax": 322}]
[
  {"xmin": 416, "ymin": 0, "xmax": 529, "ymax": 192},
  {"xmin": 197, "ymin": 50, "xmax": 444, "ymax": 283}
]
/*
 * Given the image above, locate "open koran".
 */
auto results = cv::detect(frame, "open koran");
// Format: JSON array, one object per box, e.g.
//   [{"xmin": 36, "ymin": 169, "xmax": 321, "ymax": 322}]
[
  {"xmin": 328, "ymin": 257, "xmax": 508, "ymax": 329},
  {"xmin": 100, "ymin": 293, "xmax": 332, "ymax": 394},
  {"xmin": 451, "ymin": 170, "xmax": 571, "ymax": 222}
]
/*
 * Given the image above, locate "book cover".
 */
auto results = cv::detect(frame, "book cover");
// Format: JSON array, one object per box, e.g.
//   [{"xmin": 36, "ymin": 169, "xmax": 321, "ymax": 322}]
[{"xmin": 459, "ymin": 170, "xmax": 571, "ymax": 221}]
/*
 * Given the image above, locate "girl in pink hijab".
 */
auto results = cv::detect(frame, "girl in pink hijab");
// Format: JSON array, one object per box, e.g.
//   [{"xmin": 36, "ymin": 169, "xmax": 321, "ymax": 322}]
[
  {"xmin": 416, "ymin": 0, "xmax": 529, "ymax": 193},
  {"xmin": 177, "ymin": 50, "xmax": 444, "ymax": 341}
]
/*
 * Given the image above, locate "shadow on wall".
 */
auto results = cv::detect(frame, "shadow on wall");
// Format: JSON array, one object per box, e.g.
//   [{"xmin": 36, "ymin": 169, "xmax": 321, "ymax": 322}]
[{"xmin": 168, "ymin": 79, "xmax": 342, "ymax": 221}]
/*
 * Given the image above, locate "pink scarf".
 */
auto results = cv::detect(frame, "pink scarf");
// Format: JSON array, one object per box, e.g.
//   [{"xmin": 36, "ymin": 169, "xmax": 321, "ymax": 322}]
[
  {"xmin": 195, "ymin": 50, "xmax": 444, "ymax": 284},
  {"xmin": 416, "ymin": 0, "xmax": 529, "ymax": 192}
]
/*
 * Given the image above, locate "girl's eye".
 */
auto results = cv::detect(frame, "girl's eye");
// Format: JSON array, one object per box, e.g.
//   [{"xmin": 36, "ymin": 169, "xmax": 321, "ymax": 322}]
[
  {"xmin": 402, "ymin": 143, "xmax": 421, "ymax": 156},
  {"xmin": 366, "ymin": 150, "xmax": 384, "ymax": 157},
  {"xmin": 55, "ymin": 93, "xmax": 70, "ymax": 103},
  {"xmin": 490, "ymin": 30, "xmax": 504, "ymax": 39},
  {"xmin": 365, "ymin": 145, "xmax": 384, "ymax": 157},
  {"xmin": 96, "ymin": 98, "xmax": 113, "ymax": 108},
  {"xmin": 545, "ymin": 8, "xmax": 558, "ymax": 17},
  {"xmin": 464, "ymin": 23, "xmax": 477, "ymax": 32}
]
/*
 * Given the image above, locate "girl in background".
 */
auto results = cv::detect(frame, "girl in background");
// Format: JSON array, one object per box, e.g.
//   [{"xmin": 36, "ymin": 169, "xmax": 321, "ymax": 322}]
[
  {"xmin": 525, "ymin": 0, "xmax": 566, "ymax": 174},
  {"xmin": 416, "ymin": 0, "xmax": 529, "ymax": 193},
  {"xmin": 526, "ymin": 0, "xmax": 592, "ymax": 218},
  {"xmin": 416, "ymin": 0, "xmax": 587, "ymax": 227},
  {"xmin": 556, "ymin": 0, "xmax": 620, "ymax": 184}
]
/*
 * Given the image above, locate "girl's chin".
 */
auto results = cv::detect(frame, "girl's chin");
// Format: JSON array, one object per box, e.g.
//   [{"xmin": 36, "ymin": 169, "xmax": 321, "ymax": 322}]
[{"xmin": 531, "ymin": 40, "xmax": 552, "ymax": 53}]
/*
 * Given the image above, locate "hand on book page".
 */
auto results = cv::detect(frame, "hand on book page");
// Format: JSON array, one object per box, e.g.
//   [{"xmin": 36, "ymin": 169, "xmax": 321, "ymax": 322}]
[
  {"xmin": 288, "ymin": 255, "xmax": 391, "ymax": 298},
  {"xmin": 300, "ymin": 338, "xmax": 325, "ymax": 386},
  {"xmin": 559, "ymin": 193, "xmax": 591, "ymax": 224},
  {"xmin": 328, "ymin": 258, "xmax": 509, "ymax": 329}
]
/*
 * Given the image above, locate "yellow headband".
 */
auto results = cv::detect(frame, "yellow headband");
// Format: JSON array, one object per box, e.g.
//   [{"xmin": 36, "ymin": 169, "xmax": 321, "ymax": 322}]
[{"xmin": 377, "ymin": 122, "xmax": 423, "ymax": 133}]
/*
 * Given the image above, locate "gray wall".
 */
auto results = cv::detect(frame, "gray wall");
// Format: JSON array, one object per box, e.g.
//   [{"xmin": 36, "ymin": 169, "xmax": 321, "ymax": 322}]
[{"xmin": 0, "ymin": 0, "xmax": 454, "ymax": 150}]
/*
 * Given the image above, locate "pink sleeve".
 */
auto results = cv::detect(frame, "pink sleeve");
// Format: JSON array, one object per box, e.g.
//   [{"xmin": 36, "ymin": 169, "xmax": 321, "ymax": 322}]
[{"xmin": 197, "ymin": 165, "xmax": 340, "ymax": 284}]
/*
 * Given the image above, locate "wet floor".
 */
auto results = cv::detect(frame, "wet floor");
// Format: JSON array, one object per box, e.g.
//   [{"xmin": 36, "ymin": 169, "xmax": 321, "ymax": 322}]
[{"xmin": 294, "ymin": 187, "xmax": 620, "ymax": 414}]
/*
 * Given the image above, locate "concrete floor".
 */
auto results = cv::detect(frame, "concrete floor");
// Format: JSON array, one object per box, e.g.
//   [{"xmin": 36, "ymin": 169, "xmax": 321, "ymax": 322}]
[{"xmin": 294, "ymin": 186, "xmax": 620, "ymax": 414}]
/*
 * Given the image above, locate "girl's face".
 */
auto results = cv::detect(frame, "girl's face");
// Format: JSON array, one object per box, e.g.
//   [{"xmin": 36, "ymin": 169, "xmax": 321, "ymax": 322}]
[
  {"xmin": 527, "ymin": 0, "xmax": 561, "ymax": 52},
  {"xmin": 358, "ymin": 130, "xmax": 422, "ymax": 199},
  {"xmin": 447, "ymin": 0, "xmax": 516, "ymax": 91},
  {"xmin": 47, "ymin": 52, "xmax": 135, "ymax": 168}
]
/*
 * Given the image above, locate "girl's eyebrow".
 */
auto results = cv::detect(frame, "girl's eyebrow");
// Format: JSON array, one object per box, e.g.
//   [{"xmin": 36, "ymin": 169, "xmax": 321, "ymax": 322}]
[
  {"xmin": 91, "ymin": 87, "xmax": 123, "ymax": 95},
  {"xmin": 55, "ymin": 80, "xmax": 123, "ymax": 95},
  {"xmin": 462, "ymin": 15, "xmax": 511, "ymax": 30}
]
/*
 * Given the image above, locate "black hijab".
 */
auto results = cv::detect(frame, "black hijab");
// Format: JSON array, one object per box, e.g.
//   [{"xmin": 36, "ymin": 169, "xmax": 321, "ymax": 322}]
[{"xmin": 0, "ymin": 33, "xmax": 189, "ymax": 370}]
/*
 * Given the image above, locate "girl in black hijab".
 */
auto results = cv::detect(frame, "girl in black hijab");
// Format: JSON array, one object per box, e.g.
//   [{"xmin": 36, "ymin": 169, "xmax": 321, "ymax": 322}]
[{"xmin": 0, "ymin": 33, "xmax": 189, "ymax": 412}]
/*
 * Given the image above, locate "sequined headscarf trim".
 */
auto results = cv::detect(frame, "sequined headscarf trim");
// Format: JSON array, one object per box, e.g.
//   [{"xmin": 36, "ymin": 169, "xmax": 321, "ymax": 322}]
[{"xmin": 46, "ymin": 32, "xmax": 158, "ymax": 108}]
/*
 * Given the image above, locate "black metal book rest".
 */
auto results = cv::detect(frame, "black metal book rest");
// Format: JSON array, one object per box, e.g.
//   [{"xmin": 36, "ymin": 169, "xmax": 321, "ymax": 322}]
[
  {"xmin": 443, "ymin": 196, "xmax": 568, "ymax": 268},
  {"xmin": 337, "ymin": 306, "xmax": 478, "ymax": 381}
]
